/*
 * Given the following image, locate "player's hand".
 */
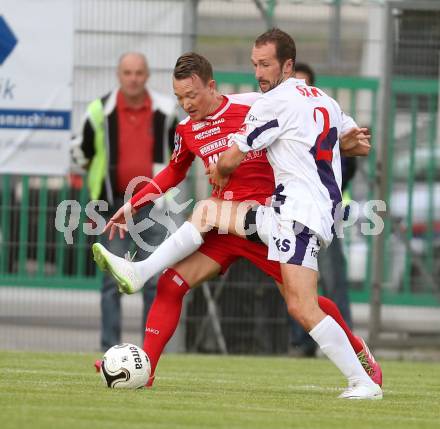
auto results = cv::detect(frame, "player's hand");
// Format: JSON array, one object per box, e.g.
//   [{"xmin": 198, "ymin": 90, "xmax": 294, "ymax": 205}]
[
  {"xmin": 103, "ymin": 201, "xmax": 137, "ymax": 240},
  {"xmin": 205, "ymin": 164, "xmax": 230, "ymax": 194},
  {"xmin": 340, "ymin": 127, "xmax": 371, "ymax": 157}
]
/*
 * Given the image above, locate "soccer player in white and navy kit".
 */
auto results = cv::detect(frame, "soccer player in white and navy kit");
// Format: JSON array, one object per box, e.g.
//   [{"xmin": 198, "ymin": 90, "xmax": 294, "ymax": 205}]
[{"xmin": 213, "ymin": 29, "xmax": 382, "ymax": 399}]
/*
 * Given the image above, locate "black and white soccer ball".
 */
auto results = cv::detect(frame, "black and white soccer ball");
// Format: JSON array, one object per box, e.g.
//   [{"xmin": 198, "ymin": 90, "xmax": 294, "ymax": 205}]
[{"xmin": 100, "ymin": 343, "xmax": 151, "ymax": 389}]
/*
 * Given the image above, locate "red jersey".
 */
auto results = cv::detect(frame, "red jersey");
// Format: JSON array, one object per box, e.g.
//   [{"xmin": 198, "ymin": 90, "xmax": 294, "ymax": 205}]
[
  {"xmin": 116, "ymin": 90, "xmax": 154, "ymax": 195},
  {"xmin": 131, "ymin": 93, "xmax": 275, "ymax": 208}
]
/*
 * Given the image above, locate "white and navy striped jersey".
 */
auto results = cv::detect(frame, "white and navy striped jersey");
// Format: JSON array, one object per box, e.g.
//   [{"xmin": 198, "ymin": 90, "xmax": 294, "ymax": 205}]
[{"xmin": 232, "ymin": 77, "xmax": 352, "ymax": 246}]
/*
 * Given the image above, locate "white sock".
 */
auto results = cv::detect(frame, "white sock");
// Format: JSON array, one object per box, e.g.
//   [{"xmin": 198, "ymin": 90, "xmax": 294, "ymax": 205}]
[
  {"xmin": 309, "ymin": 315, "xmax": 373, "ymax": 386},
  {"xmin": 134, "ymin": 221, "xmax": 203, "ymax": 282}
]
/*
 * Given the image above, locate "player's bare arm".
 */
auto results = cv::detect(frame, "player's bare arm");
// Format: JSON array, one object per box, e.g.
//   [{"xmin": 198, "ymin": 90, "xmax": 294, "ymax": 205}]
[
  {"xmin": 339, "ymin": 127, "xmax": 371, "ymax": 157},
  {"xmin": 215, "ymin": 144, "xmax": 247, "ymax": 177}
]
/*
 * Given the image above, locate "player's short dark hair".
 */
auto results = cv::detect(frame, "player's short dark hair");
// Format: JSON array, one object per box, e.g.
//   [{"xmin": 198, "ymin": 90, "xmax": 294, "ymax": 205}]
[
  {"xmin": 254, "ymin": 28, "xmax": 296, "ymax": 67},
  {"xmin": 295, "ymin": 62, "xmax": 315, "ymax": 85},
  {"xmin": 173, "ymin": 52, "xmax": 213, "ymax": 85}
]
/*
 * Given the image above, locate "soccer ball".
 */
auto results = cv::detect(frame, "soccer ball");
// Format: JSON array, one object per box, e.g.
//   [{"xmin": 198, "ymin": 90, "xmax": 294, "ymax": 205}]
[{"xmin": 100, "ymin": 343, "xmax": 151, "ymax": 389}]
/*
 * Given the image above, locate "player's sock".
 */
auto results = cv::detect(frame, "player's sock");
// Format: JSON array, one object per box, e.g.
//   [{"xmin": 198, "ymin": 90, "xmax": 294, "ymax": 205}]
[
  {"xmin": 143, "ymin": 268, "xmax": 190, "ymax": 376},
  {"xmin": 317, "ymin": 296, "xmax": 363, "ymax": 354},
  {"xmin": 309, "ymin": 315, "xmax": 373, "ymax": 386},
  {"xmin": 135, "ymin": 221, "xmax": 203, "ymax": 282}
]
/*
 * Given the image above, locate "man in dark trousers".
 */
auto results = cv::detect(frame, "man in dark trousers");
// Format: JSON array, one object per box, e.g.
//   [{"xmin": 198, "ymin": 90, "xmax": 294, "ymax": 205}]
[{"xmin": 72, "ymin": 52, "xmax": 176, "ymax": 351}]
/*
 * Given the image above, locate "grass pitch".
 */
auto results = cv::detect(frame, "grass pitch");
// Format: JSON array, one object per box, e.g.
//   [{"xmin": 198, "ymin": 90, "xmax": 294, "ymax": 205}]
[{"xmin": 0, "ymin": 351, "xmax": 439, "ymax": 429}]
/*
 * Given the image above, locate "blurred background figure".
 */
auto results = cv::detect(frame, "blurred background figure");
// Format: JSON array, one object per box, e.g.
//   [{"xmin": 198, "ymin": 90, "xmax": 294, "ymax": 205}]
[
  {"xmin": 71, "ymin": 52, "xmax": 177, "ymax": 351},
  {"xmin": 288, "ymin": 62, "xmax": 356, "ymax": 357}
]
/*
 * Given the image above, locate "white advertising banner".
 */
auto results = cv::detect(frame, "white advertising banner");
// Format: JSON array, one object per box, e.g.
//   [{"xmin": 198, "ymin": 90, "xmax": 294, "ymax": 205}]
[{"xmin": 0, "ymin": 0, "xmax": 73, "ymax": 175}]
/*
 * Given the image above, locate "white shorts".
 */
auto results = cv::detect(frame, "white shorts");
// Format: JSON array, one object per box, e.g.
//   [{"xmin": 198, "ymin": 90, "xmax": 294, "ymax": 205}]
[{"xmin": 254, "ymin": 205, "xmax": 320, "ymax": 271}]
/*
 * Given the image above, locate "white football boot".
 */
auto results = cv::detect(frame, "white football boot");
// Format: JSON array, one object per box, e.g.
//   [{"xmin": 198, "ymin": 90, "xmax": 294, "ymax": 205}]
[
  {"xmin": 92, "ymin": 243, "xmax": 143, "ymax": 294},
  {"xmin": 338, "ymin": 381, "xmax": 383, "ymax": 400}
]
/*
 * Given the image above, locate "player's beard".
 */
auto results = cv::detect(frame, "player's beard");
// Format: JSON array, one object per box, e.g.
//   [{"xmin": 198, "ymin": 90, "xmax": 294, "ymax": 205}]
[{"xmin": 262, "ymin": 74, "xmax": 285, "ymax": 93}]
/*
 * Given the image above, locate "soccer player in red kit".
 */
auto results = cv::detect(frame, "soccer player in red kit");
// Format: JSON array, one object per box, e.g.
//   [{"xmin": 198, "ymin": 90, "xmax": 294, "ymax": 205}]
[{"xmin": 94, "ymin": 52, "xmax": 380, "ymax": 387}]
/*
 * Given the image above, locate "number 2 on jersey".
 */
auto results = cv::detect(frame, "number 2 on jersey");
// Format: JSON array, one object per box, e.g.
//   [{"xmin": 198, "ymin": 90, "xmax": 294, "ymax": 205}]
[{"xmin": 313, "ymin": 107, "xmax": 333, "ymax": 162}]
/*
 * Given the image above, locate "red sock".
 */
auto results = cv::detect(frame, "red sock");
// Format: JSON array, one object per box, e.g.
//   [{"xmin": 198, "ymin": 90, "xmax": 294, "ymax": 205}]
[
  {"xmin": 143, "ymin": 268, "xmax": 189, "ymax": 375},
  {"xmin": 318, "ymin": 296, "xmax": 363, "ymax": 354}
]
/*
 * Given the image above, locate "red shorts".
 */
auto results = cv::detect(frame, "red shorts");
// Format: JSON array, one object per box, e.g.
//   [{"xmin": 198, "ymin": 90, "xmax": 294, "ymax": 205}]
[{"xmin": 198, "ymin": 230, "xmax": 282, "ymax": 283}]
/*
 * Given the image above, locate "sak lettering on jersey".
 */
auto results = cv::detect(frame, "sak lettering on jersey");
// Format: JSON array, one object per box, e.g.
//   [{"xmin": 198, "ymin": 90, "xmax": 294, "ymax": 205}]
[{"xmin": 296, "ymin": 85, "xmax": 324, "ymax": 98}]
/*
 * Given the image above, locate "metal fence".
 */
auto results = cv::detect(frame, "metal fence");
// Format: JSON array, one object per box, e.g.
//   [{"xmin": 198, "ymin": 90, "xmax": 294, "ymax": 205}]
[
  {"xmin": 196, "ymin": 0, "xmax": 375, "ymax": 75},
  {"xmin": 369, "ymin": 0, "xmax": 440, "ymax": 346},
  {"xmin": 1, "ymin": 72, "xmax": 437, "ymax": 296},
  {"xmin": 72, "ymin": 0, "xmax": 196, "ymax": 133}
]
